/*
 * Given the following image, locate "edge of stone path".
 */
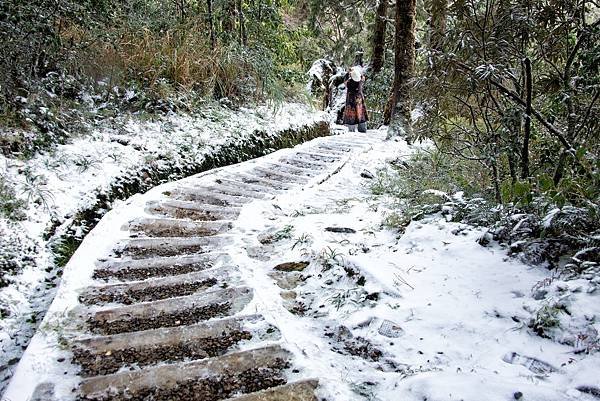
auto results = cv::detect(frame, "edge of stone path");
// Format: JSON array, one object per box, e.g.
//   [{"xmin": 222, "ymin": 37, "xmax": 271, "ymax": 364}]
[
  {"xmin": 1, "ymin": 124, "xmax": 358, "ymax": 401},
  {"xmin": 2, "ymin": 120, "xmax": 333, "ymax": 401}
]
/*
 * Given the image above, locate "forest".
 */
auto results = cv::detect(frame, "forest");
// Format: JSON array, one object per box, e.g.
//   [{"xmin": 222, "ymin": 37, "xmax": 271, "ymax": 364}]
[
  {"xmin": 1, "ymin": 0, "xmax": 598, "ymax": 205},
  {"xmin": 0, "ymin": 0, "xmax": 599, "ymax": 400}
]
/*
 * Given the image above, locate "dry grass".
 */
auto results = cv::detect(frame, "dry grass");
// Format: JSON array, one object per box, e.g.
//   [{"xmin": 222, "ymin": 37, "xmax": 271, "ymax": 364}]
[{"xmin": 64, "ymin": 19, "xmax": 277, "ymax": 101}]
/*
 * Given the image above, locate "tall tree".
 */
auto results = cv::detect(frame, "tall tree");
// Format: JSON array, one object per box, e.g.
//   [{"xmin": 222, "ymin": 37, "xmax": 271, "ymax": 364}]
[
  {"xmin": 413, "ymin": 0, "xmax": 599, "ymax": 205},
  {"xmin": 237, "ymin": 0, "xmax": 247, "ymax": 46},
  {"xmin": 520, "ymin": 56, "xmax": 532, "ymax": 179},
  {"xmin": 371, "ymin": 0, "xmax": 388, "ymax": 73},
  {"xmin": 207, "ymin": 0, "xmax": 216, "ymax": 48},
  {"xmin": 385, "ymin": 0, "xmax": 417, "ymax": 136}
]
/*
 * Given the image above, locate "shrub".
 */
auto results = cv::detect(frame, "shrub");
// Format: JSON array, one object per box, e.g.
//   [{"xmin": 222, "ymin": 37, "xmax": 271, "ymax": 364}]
[{"xmin": 0, "ymin": 174, "xmax": 25, "ymax": 220}]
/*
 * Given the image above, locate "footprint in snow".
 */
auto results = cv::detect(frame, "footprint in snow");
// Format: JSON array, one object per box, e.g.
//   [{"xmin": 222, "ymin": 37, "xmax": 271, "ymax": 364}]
[{"xmin": 502, "ymin": 351, "xmax": 558, "ymax": 375}]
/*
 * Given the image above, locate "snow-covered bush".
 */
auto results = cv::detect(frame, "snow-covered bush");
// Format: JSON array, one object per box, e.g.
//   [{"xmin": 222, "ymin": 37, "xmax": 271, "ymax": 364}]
[
  {"xmin": 372, "ymin": 149, "xmax": 600, "ymax": 280},
  {"xmin": 371, "ymin": 149, "xmax": 498, "ymax": 231},
  {"xmin": 0, "ymin": 175, "xmax": 25, "ymax": 220},
  {"xmin": 483, "ymin": 203, "xmax": 600, "ymax": 270},
  {"xmin": 0, "ymin": 220, "xmax": 38, "ymax": 288}
]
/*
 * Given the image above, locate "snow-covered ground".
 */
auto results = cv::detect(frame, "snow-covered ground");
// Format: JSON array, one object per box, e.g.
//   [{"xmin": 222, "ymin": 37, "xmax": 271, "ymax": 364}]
[
  {"xmin": 0, "ymin": 102, "xmax": 325, "ymax": 392},
  {"xmin": 2, "ymin": 122, "xmax": 598, "ymax": 400},
  {"xmin": 229, "ymin": 128, "xmax": 600, "ymax": 400}
]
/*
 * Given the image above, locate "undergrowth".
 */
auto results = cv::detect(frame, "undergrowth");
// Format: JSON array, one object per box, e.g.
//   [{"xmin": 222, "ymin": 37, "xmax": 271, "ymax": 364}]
[
  {"xmin": 0, "ymin": 174, "xmax": 25, "ymax": 220},
  {"xmin": 372, "ymin": 149, "xmax": 600, "ymax": 266},
  {"xmin": 373, "ymin": 148, "xmax": 600, "ymax": 344},
  {"xmin": 371, "ymin": 149, "xmax": 495, "ymax": 232}
]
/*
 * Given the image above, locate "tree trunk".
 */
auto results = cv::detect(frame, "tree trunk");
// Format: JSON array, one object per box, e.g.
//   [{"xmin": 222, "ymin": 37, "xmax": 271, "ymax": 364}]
[
  {"xmin": 223, "ymin": 1, "xmax": 235, "ymax": 35},
  {"xmin": 492, "ymin": 161, "xmax": 502, "ymax": 204},
  {"xmin": 507, "ymin": 117, "xmax": 520, "ymax": 184},
  {"xmin": 207, "ymin": 0, "xmax": 216, "ymax": 48},
  {"xmin": 371, "ymin": 0, "xmax": 388, "ymax": 74},
  {"xmin": 237, "ymin": 0, "xmax": 247, "ymax": 46},
  {"xmin": 385, "ymin": 0, "xmax": 417, "ymax": 136},
  {"xmin": 428, "ymin": 0, "xmax": 447, "ymax": 50},
  {"xmin": 520, "ymin": 57, "xmax": 532, "ymax": 179},
  {"xmin": 507, "ymin": 150, "xmax": 518, "ymax": 184},
  {"xmin": 553, "ymin": 150, "xmax": 567, "ymax": 186}
]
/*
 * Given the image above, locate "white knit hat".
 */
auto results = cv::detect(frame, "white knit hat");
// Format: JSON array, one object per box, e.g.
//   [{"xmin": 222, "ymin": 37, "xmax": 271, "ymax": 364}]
[{"xmin": 350, "ymin": 67, "xmax": 361, "ymax": 82}]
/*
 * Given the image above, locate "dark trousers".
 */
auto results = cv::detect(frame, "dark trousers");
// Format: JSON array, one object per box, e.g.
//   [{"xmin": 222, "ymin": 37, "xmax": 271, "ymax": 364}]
[{"xmin": 347, "ymin": 122, "xmax": 367, "ymax": 133}]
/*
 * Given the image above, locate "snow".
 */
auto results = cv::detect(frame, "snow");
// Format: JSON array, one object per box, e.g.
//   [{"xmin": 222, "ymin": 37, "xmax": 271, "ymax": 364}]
[
  {"xmin": 227, "ymin": 128, "xmax": 600, "ymax": 401},
  {"xmin": 2, "ymin": 192, "xmax": 148, "ymax": 401},
  {"xmin": 0, "ymin": 101, "xmax": 325, "ymax": 394},
  {"xmin": 2, "ymin": 125, "xmax": 599, "ymax": 400},
  {"xmin": 542, "ymin": 208, "xmax": 561, "ymax": 228},
  {"xmin": 422, "ymin": 188, "xmax": 450, "ymax": 199},
  {"xmin": 308, "ymin": 59, "xmax": 329, "ymax": 82}
]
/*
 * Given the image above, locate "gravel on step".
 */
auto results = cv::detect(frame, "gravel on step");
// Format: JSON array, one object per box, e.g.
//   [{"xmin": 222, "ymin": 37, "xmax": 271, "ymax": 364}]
[
  {"xmin": 93, "ymin": 254, "xmax": 230, "ymax": 281},
  {"xmin": 78, "ymin": 346, "xmax": 292, "ymax": 401},
  {"xmin": 88, "ymin": 287, "xmax": 252, "ymax": 335},
  {"xmin": 73, "ymin": 315, "xmax": 279, "ymax": 377},
  {"xmin": 77, "ymin": 363, "xmax": 289, "ymax": 401},
  {"xmin": 79, "ymin": 278, "xmax": 219, "ymax": 305},
  {"xmin": 128, "ymin": 218, "xmax": 233, "ymax": 238},
  {"xmin": 114, "ymin": 236, "xmax": 232, "ymax": 259},
  {"xmin": 73, "ymin": 329, "xmax": 252, "ymax": 376},
  {"xmin": 222, "ymin": 380, "xmax": 319, "ymax": 401},
  {"xmin": 89, "ymin": 301, "xmax": 233, "ymax": 335}
]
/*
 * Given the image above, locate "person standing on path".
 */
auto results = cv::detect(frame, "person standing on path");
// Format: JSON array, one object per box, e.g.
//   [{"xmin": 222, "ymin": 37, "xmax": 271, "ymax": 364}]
[{"xmin": 343, "ymin": 66, "xmax": 369, "ymax": 133}]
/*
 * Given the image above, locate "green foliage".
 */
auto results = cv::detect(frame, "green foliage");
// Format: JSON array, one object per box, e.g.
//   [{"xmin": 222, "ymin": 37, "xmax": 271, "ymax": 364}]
[
  {"xmin": 383, "ymin": 211, "xmax": 415, "ymax": 232},
  {"xmin": 414, "ymin": 0, "xmax": 600, "ymax": 208},
  {"xmin": 273, "ymin": 224, "xmax": 295, "ymax": 241},
  {"xmin": 20, "ymin": 171, "xmax": 54, "ymax": 213},
  {"xmin": 503, "ymin": 168, "xmax": 600, "ymax": 210},
  {"xmin": 371, "ymin": 150, "xmax": 490, "ymax": 201},
  {"xmin": 304, "ymin": 0, "xmax": 374, "ymax": 65},
  {"xmin": 0, "ymin": 0, "xmax": 110, "ymax": 103},
  {"xmin": 318, "ymin": 246, "xmax": 345, "ymax": 271},
  {"xmin": 503, "ymin": 180, "xmax": 535, "ymax": 207},
  {"xmin": 292, "ymin": 233, "xmax": 312, "ymax": 252},
  {"xmin": 364, "ymin": 53, "xmax": 395, "ymax": 126},
  {"xmin": 51, "ymin": 236, "xmax": 81, "ymax": 268},
  {"xmin": 530, "ymin": 302, "xmax": 565, "ymax": 338},
  {"xmin": 0, "ymin": 174, "xmax": 25, "ymax": 220},
  {"xmin": 328, "ymin": 288, "xmax": 363, "ymax": 311},
  {"xmin": 73, "ymin": 154, "xmax": 102, "ymax": 174},
  {"xmin": 0, "ymin": 0, "xmax": 316, "ymax": 141},
  {"xmin": 372, "ymin": 149, "xmax": 505, "ymax": 231}
]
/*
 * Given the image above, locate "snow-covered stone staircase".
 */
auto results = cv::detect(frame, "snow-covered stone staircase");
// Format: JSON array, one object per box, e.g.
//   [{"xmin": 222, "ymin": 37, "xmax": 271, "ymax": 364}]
[{"xmin": 3, "ymin": 131, "xmax": 381, "ymax": 401}]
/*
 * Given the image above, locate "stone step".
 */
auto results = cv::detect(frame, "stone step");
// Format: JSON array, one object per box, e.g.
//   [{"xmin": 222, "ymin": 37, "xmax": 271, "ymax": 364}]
[
  {"xmin": 78, "ymin": 345, "xmax": 292, "ymax": 401},
  {"xmin": 147, "ymin": 200, "xmax": 241, "ymax": 221},
  {"xmin": 72, "ymin": 314, "xmax": 279, "ymax": 377},
  {"xmin": 214, "ymin": 177, "xmax": 281, "ymax": 196},
  {"xmin": 294, "ymin": 151, "xmax": 341, "ymax": 163},
  {"xmin": 86, "ymin": 286, "xmax": 253, "ymax": 335},
  {"xmin": 325, "ymin": 136, "xmax": 375, "ymax": 145},
  {"xmin": 335, "ymin": 133, "xmax": 380, "ymax": 142},
  {"xmin": 262, "ymin": 162, "xmax": 321, "ymax": 177},
  {"xmin": 224, "ymin": 380, "xmax": 318, "ymax": 401},
  {"xmin": 234, "ymin": 173, "xmax": 295, "ymax": 191},
  {"xmin": 251, "ymin": 166, "xmax": 311, "ymax": 183},
  {"xmin": 313, "ymin": 144, "xmax": 352, "ymax": 154},
  {"xmin": 93, "ymin": 253, "xmax": 231, "ymax": 282},
  {"xmin": 201, "ymin": 184, "xmax": 273, "ymax": 200},
  {"xmin": 114, "ymin": 236, "xmax": 233, "ymax": 259},
  {"xmin": 168, "ymin": 187, "xmax": 254, "ymax": 206},
  {"xmin": 128, "ymin": 218, "xmax": 233, "ymax": 238},
  {"xmin": 29, "ymin": 383, "xmax": 55, "ymax": 401},
  {"xmin": 80, "ymin": 266, "xmax": 238, "ymax": 305},
  {"xmin": 277, "ymin": 156, "xmax": 329, "ymax": 170}
]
